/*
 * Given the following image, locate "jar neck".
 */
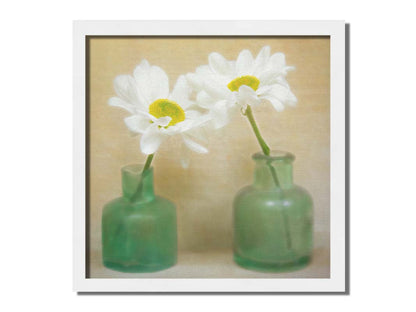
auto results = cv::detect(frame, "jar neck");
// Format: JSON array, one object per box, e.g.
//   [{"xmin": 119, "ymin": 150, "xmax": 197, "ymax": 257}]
[
  {"xmin": 252, "ymin": 151, "xmax": 294, "ymax": 190},
  {"xmin": 121, "ymin": 164, "xmax": 155, "ymax": 202}
]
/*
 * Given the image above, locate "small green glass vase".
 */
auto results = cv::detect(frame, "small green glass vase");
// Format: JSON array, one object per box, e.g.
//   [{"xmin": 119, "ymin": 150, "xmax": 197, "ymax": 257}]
[
  {"xmin": 102, "ymin": 164, "xmax": 177, "ymax": 272},
  {"xmin": 233, "ymin": 151, "xmax": 313, "ymax": 272}
]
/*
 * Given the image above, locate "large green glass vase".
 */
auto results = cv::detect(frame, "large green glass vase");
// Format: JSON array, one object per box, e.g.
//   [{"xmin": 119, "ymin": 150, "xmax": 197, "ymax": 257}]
[
  {"xmin": 102, "ymin": 164, "xmax": 177, "ymax": 272},
  {"xmin": 233, "ymin": 151, "xmax": 313, "ymax": 272}
]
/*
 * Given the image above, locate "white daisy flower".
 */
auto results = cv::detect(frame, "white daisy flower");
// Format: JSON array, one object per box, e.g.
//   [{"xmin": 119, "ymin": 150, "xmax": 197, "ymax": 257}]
[
  {"xmin": 187, "ymin": 46, "xmax": 297, "ymax": 128},
  {"xmin": 109, "ymin": 60, "xmax": 210, "ymax": 156}
]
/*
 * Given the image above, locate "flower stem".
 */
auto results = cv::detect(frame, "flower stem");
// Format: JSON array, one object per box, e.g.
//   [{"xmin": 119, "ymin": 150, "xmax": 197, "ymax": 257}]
[
  {"xmin": 244, "ymin": 105, "xmax": 281, "ymax": 186},
  {"xmin": 244, "ymin": 105, "xmax": 292, "ymax": 250},
  {"xmin": 245, "ymin": 105, "xmax": 270, "ymax": 156},
  {"xmin": 142, "ymin": 153, "xmax": 154, "ymax": 173}
]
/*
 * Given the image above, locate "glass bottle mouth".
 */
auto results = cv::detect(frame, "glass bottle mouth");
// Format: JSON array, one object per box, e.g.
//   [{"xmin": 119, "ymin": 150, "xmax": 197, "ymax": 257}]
[
  {"xmin": 252, "ymin": 150, "xmax": 295, "ymax": 162},
  {"xmin": 121, "ymin": 164, "xmax": 155, "ymax": 202},
  {"xmin": 122, "ymin": 164, "xmax": 153, "ymax": 176}
]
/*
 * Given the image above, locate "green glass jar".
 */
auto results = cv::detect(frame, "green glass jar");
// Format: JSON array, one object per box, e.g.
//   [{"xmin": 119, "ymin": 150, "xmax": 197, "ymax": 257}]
[
  {"xmin": 233, "ymin": 151, "xmax": 313, "ymax": 272},
  {"xmin": 102, "ymin": 164, "xmax": 177, "ymax": 272}
]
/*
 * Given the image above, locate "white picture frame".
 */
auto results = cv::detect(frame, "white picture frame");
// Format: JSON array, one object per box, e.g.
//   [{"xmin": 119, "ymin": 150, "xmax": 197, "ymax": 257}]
[{"xmin": 73, "ymin": 20, "xmax": 346, "ymax": 293}]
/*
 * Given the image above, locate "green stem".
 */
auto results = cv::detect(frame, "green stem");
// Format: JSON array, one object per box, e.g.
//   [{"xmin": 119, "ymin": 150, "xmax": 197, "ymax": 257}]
[
  {"xmin": 129, "ymin": 154, "xmax": 154, "ymax": 203},
  {"xmin": 245, "ymin": 105, "xmax": 280, "ymax": 187},
  {"xmin": 244, "ymin": 105, "xmax": 291, "ymax": 250},
  {"xmin": 142, "ymin": 153, "xmax": 154, "ymax": 174},
  {"xmin": 245, "ymin": 105, "xmax": 271, "ymax": 156}
]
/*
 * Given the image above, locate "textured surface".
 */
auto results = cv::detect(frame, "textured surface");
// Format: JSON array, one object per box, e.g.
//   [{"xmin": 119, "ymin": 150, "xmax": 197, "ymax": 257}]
[
  {"xmin": 88, "ymin": 37, "xmax": 330, "ymax": 278},
  {"xmin": 91, "ymin": 232, "xmax": 329, "ymax": 278}
]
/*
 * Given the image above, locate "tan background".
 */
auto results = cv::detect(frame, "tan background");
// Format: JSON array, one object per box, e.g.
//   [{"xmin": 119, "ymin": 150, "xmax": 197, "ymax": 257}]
[{"xmin": 88, "ymin": 37, "xmax": 330, "ymax": 278}]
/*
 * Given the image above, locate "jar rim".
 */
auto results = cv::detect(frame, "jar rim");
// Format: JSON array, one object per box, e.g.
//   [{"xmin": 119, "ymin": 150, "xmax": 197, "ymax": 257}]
[
  {"xmin": 122, "ymin": 164, "xmax": 153, "ymax": 175},
  {"xmin": 252, "ymin": 150, "xmax": 295, "ymax": 162}
]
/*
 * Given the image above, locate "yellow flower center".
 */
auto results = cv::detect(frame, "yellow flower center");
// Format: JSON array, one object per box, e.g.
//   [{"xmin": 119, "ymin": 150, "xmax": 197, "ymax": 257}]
[
  {"xmin": 227, "ymin": 75, "xmax": 260, "ymax": 92},
  {"xmin": 149, "ymin": 99, "xmax": 185, "ymax": 127}
]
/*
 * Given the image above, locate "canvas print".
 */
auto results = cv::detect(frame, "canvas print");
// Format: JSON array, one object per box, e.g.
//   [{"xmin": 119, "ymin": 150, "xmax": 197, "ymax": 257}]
[{"xmin": 86, "ymin": 36, "xmax": 330, "ymax": 279}]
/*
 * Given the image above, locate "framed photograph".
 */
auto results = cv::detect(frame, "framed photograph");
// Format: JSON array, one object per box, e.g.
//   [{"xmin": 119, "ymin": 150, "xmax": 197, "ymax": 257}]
[{"xmin": 73, "ymin": 20, "xmax": 346, "ymax": 292}]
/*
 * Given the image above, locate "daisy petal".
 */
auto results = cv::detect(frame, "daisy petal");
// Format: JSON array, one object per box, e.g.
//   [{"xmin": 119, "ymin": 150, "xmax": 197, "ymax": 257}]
[
  {"xmin": 138, "ymin": 59, "xmax": 150, "ymax": 70},
  {"xmin": 108, "ymin": 97, "xmax": 136, "ymax": 114},
  {"xmin": 140, "ymin": 124, "xmax": 167, "ymax": 154},
  {"xmin": 186, "ymin": 73, "xmax": 203, "ymax": 91},
  {"xmin": 170, "ymin": 75, "xmax": 193, "ymax": 109},
  {"xmin": 173, "ymin": 111, "xmax": 209, "ymax": 133},
  {"xmin": 203, "ymin": 76, "xmax": 230, "ymax": 100},
  {"xmin": 134, "ymin": 61, "xmax": 169, "ymax": 103},
  {"xmin": 268, "ymin": 53, "xmax": 295, "ymax": 75},
  {"xmin": 196, "ymin": 91, "xmax": 215, "ymax": 109},
  {"xmin": 196, "ymin": 65, "xmax": 212, "ymax": 75},
  {"xmin": 285, "ymin": 66, "xmax": 296, "ymax": 73},
  {"xmin": 260, "ymin": 94, "xmax": 285, "ymax": 112},
  {"xmin": 237, "ymin": 85, "xmax": 261, "ymax": 108},
  {"xmin": 113, "ymin": 75, "xmax": 144, "ymax": 108},
  {"xmin": 148, "ymin": 66, "xmax": 169, "ymax": 101},
  {"xmin": 184, "ymin": 110, "xmax": 202, "ymax": 120},
  {"xmin": 124, "ymin": 115, "xmax": 151, "ymax": 134},
  {"xmin": 236, "ymin": 49, "xmax": 254, "ymax": 76},
  {"xmin": 180, "ymin": 143, "xmax": 191, "ymax": 169},
  {"xmin": 256, "ymin": 85, "xmax": 273, "ymax": 96},
  {"xmin": 275, "ymin": 76, "xmax": 290, "ymax": 88},
  {"xmin": 182, "ymin": 134, "xmax": 208, "ymax": 154},
  {"xmin": 154, "ymin": 116, "xmax": 172, "ymax": 127},
  {"xmin": 268, "ymin": 52, "xmax": 286, "ymax": 72},
  {"xmin": 209, "ymin": 52, "xmax": 232, "ymax": 76},
  {"xmin": 211, "ymin": 100, "xmax": 233, "ymax": 129},
  {"xmin": 185, "ymin": 126, "xmax": 208, "ymax": 143},
  {"xmin": 254, "ymin": 46, "xmax": 270, "ymax": 74},
  {"xmin": 257, "ymin": 69, "xmax": 284, "ymax": 86},
  {"xmin": 268, "ymin": 85, "xmax": 298, "ymax": 106},
  {"xmin": 135, "ymin": 109, "xmax": 157, "ymax": 121},
  {"xmin": 133, "ymin": 62, "xmax": 152, "ymax": 103}
]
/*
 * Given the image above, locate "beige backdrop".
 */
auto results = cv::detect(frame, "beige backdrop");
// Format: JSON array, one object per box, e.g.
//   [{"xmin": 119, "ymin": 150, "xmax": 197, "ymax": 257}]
[{"xmin": 88, "ymin": 37, "xmax": 330, "ymax": 278}]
